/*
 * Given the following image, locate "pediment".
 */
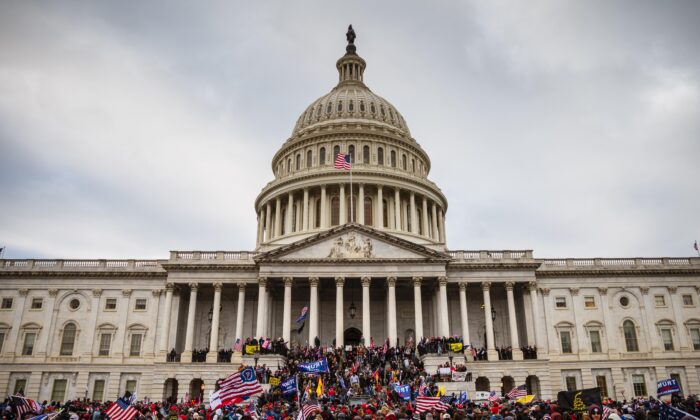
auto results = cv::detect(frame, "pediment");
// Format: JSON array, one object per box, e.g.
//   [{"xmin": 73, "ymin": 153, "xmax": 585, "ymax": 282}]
[{"xmin": 255, "ymin": 224, "xmax": 450, "ymax": 263}]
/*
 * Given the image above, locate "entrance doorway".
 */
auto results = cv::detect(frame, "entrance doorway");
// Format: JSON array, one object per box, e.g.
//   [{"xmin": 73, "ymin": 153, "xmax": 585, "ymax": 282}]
[{"xmin": 344, "ymin": 327, "xmax": 362, "ymax": 346}]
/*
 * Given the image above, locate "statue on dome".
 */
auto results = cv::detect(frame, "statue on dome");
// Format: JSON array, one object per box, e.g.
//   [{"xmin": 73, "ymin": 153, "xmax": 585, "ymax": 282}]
[{"xmin": 346, "ymin": 25, "xmax": 356, "ymax": 45}]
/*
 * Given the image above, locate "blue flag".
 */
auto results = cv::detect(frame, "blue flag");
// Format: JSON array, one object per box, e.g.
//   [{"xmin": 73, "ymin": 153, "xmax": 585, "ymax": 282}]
[
  {"xmin": 296, "ymin": 307, "xmax": 308, "ymax": 324},
  {"xmin": 280, "ymin": 377, "xmax": 297, "ymax": 396},
  {"xmin": 298, "ymin": 358, "xmax": 329, "ymax": 373},
  {"xmin": 657, "ymin": 379, "xmax": 681, "ymax": 397},
  {"xmin": 659, "ymin": 404, "xmax": 699, "ymax": 420},
  {"xmin": 394, "ymin": 384, "xmax": 411, "ymax": 401},
  {"xmin": 459, "ymin": 391, "xmax": 467, "ymax": 404}
]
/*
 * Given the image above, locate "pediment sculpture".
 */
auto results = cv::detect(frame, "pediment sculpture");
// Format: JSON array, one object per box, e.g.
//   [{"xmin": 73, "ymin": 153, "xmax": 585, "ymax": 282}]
[{"xmin": 328, "ymin": 233, "xmax": 373, "ymax": 258}]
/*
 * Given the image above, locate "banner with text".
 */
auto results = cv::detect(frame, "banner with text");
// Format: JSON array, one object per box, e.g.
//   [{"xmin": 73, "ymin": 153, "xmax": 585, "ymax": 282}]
[
  {"xmin": 298, "ymin": 358, "xmax": 330, "ymax": 374},
  {"xmin": 657, "ymin": 379, "xmax": 681, "ymax": 397}
]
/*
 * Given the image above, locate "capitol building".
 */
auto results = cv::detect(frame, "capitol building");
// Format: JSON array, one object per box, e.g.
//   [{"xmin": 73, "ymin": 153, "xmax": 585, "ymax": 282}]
[{"xmin": 1, "ymin": 30, "xmax": 699, "ymax": 404}]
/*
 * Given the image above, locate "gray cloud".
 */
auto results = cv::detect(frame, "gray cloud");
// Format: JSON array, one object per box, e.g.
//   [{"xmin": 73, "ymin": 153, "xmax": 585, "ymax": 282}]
[{"xmin": 0, "ymin": 0, "xmax": 698, "ymax": 259}]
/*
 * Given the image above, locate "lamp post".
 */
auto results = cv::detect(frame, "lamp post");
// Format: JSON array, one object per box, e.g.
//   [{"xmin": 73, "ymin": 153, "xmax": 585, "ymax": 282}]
[{"xmin": 349, "ymin": 280, "xmax": 356, "ymax": 319}]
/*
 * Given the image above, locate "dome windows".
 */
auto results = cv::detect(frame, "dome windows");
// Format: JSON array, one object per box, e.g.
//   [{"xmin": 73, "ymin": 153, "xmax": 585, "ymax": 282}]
[
  {"xmin": 390, "ymin": 150, "xmax": 397, "ymax": 168},
  {"xmin": 348, "ymin": 145, "xmax": 355, "ymax": 163},
  {"xmin": 360, "ymin": 101, "xmax": 365, "ymax": 112},
  {"xmin": 316, "ymin": 104, "xmax": 322, "ymax": 121},
  {"xmin": 377, "ymin": 147, "xmax": 384, "ymax": 165},
  {"xmin": 326, "ymin": 102, "xmax": 332, "ymax": 115},
  {"xmin": 337, "ymin": 100, "xmax": 343, "ymax": 113},
  {"xmin": 306, "ymin": 150, "xmax": 312, "ymax": 168},
  {"xmin": 349, "ymin": 100, "xmax": 354, "ymax": 112},
  {"xmin": 363, "ymin": 146, "xmax": 370, "ymax": 164},
  {"xmin": 380, "ymin": 105, "xmax": 386, "ymax": 118},
  {"xmin": 402, "ymin": 154, "xmax": 407, "ymax": 170},
  {"xmin": 370, "ymin": 103, "xmax": 376, "ymax": 114},
  {"xmin": 296, "ymin": 154, "xmax": 301, "ymax": 171},
  {"xmin": 319, "ymin": 147, "xmax": 326, "ymax": 165}
]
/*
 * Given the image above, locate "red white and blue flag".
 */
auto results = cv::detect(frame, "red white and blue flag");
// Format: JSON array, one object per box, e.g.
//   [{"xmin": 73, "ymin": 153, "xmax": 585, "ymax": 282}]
[
  {"xmin": 334, "ymin": 153, "xmax": 351, "ymax": 170},
  {"xmin": 415, "ymin": 396, "xmax": 450, "ymax": 413},
  {"xmin": 488, "ymin": 391, "xmax": 500, "ymax": 402},
  {"xmin": 218, "ymin": 367, "xmax": 264, "ymax": 401},
  {"xmin": 105, "ymin": 398, "xmax": 138, "ymax": 420},
  {"xmin": 296, "ymin": 306, "xmax": 308, "ymax": 324},
  {"xmin": 507, "ymin": 385, "xmax": 527, "ymax": 400},
  {"xmin": 9, "ymin": 396, "xmax": 42, "ymax": 417}
]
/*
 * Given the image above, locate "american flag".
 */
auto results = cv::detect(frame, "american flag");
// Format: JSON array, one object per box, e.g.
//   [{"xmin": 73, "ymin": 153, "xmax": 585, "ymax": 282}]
[
  {"xmin": 105, "ymin": 398, "xmax": 138, "ymax": 420},
  {"xmin": 334, "ymin": 153, "xmax": 351, "ymax": 170},
  {"xmin": 219, "ymin": 367, "xmax": 264, "ymax": 401},
  {"xmin": 9, "ymin": 395, "xmax": 41, "ymax": 417},
  {"xmin": 416, "ymin": 396, "xmax": 451, "ymax": 413},
  {"xmin": 602, "ymin": 405, "xmax": 611, "ymax": 420},
  {"xmin": 297, "ymin": 400, "xmax": 321, "ymax": 420},
  {"xmin": 507, "ymin": 385, "xmax": 527, "ymax": 400},
  {"xmin": 659, "ymin": 403, "xmax": 699, "ymax": 420},
  {"xmin": 488, "ymin": 391, "xmax": 500, "ymax": 402}
]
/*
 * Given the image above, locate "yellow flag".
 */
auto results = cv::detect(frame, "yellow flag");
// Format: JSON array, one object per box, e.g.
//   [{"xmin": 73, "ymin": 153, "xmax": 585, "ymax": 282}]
[
  {"xmin": 437, "ymin": 386, "xmax": 445, "ymax": 397},
  {"xmin": 516, "ymin": 395, "xmax": 535, "ymax": 404},
  {"xmin": 316, "ymin": 377, "xmax": 324, "ymax": 397},
  {"xmin": 449, "ymin": 343, "xmax": 463, "ymax": 352},
  {"xmin": 269, "ymin": 377, "xmax": 281, "ymax": 386}
]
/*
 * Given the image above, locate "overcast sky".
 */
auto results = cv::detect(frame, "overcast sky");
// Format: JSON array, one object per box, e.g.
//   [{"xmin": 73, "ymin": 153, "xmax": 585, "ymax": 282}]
[{"xmin": 1, "ymin": 1, "xmax": 699, "ymax": 260}]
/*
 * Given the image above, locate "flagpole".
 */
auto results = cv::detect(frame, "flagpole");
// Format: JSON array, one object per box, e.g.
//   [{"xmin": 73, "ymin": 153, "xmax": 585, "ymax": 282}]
[{"xmin": 349, "ymin": 158, "xmax": 353, "ymax": 223}]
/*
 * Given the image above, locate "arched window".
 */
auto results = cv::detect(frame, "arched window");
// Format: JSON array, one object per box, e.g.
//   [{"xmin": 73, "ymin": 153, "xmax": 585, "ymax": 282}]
[
  {"xmin": 390, "ymin": 151, "xmax": 397, "ymax": 168},
  {"xmin": 402, "ymin": 154, "xmax": 407, "ymax": 170},
  {"xmin": 364, "ymin": 197, "xmax": 372, "ymax": 226},
  {"xmin": 60, "ymin": 323, "xmax": 77, "ymax": 356},
  {"xmin": 326, "ymin": 102, "xmax": 332, "ymax": 114},
  {"xmin": 295, "ymin": 154, "xmax": 301, "ymax": 171},
  {"xmin": 306, "ymin": 150, "xmax": 312, "ymax": 168},
  {"xmin": 623, "ymin": 320, "xmax": 639, "ymax": 352},
  {"xmin": 349, "ymin": 100, "xmax": 354, "ymax": 112},
  {"xmin": 331, "ymin": 197, "xmax": 340, "ymax": 226},
  {"xmin": 360, "ymin": 101, "xmax": 365, "ymax": 112},
  {"xmin": 337, "ymin": 101, "xmax": 343, "ymax": 112},
  {"xmin": 370, "ymin": 103, "xmax": 376, "ymax": 114},
  {"xmin": 348, "ymin": 145, "xmax": 355, "ymax": 163},
  {"xmin": 412, "ymin": 158, "xmax": 416, "ymax": 173},
  {"xmin": 378, "ymin": 147, "xmax": 384, "ymax": 165},
  {"xmin": 333, "ymin": 146, "xmax": 340, "ymax": 162},
  {"xmin": 287, "ymin": 158, "xmax": 291, "ymax": 173},
  {"xmin": 315, "ymin": 199, "xmax": 321, "ymax": 228},
  {"xmin": 319, "ymin": 147, "xmax": 326, "ymax": 165},
  {"xmin": 363, "ymin": 146, "xmax": 370, "ymax": 164},
  {"xmin": 380, "ymin": 105, "xmax": 385, "ymax": 117}
]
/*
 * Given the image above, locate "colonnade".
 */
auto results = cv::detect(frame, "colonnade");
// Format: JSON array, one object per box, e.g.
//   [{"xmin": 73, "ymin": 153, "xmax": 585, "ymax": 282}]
[
  {"xmin": 256, "ymin": 184, "xmax": 446, "ymax": 246},
  {"xmin": 159, "ymin": 279, "xmax": 539, "ymax": 363}
]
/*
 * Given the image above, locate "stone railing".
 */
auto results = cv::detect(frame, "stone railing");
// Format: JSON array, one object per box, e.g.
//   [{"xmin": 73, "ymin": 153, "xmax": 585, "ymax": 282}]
[
  {"xmin": 447, "ymin": 250, "xmax": 534, "ymax": 262},
  {"xmin": 169, "ymin": 251, "xmax": 256, "ymax": 262},
  {"xmin": 1, "ymin": 259, "xmax": 165, "ymax": 271},
  {"xmin": 538, "ymin": 257, "xmax": 700, "ymax": 268}
]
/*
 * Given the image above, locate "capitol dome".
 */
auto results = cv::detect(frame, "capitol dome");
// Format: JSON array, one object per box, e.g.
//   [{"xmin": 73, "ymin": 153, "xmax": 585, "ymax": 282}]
[{"xmin": 254, "ymin": 27, "xmax": 448, "ymax": 251}]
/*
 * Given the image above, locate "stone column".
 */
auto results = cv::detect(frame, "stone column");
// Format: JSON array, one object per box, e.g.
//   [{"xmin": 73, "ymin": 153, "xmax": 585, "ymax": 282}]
[
  {"xmin": 394, "ymin": 189, "xmax": 401, "ymax": 230},
  {"xmin": 274, "ymin": 197, "xmax": 282, "ymax": 237},
  {"xmin": 282, "ymin": 278, "xmax": 293, "ymax": 344},
  {"xmin": 256, "ymin": 210, "xmax": 264, "ymax": 247},
  {"xmin": 320, "ymin": 185, "xmax": 327, "ymax": 228},
  {"xmin": 387, "ymin": 277, "xmax": 398, "ymax": 345},
  {"xmin": 255, "ymin": 278, "xmax": 267, "ymax": 337},
  {"xmin": 639, "ymin": 287, "xmax": 656, "ymax": 352},
  {"xmin": 265, "ymin": 202, "xmax": 272, "ymax": 240},
  {"xmin": 409, "ymin": 192, "xmax": 418, "ymax": 234},
  {"xmin": 421, "ymin": 196, "xmax": 429, "ymax": 237},
  {"xmin": 340, "ymin": 184, "xmax": 346, "ymax": 224},
  {"xmin": 309, "ymin": 277, "xmax": 319, "ymax": 345},
  {"xmin": 438, "ymin": 209, "xmax": 446, "ymax": 243},
  {"xmin": 206, "ymin": 282, "xmax": 223, "ymax": 363},
  {"xmin": 668, "ymin": 286, "xmax": 689, "ymax": 350},
  {"xmin": 506, "ymin": 282, "xmax": 523, "ymax": 360},
  {"xmin": 482, "ymin": 282, "xmax": 497, "ymax": 359},
  {"xmin": 528, "ymin": 282, "xmax": 543, "ymax": 351},
  {"xmin": 459, "ymin": 283, "xmax": 470, "ymax": 343},
  {"xmin": 159, "ymin": 283, "xmax": 175, "ymax": 355},
  {"xmin": 431, "ymin": 203, "xmax": 439, "ymax": 241},
  {"xmin": 413, "ymin": 277, "xmax": 424, "ymax": 340},
  {"xmin": 335, "ymin": 277, "xmax": 345, "ymax": 348},
  {"xmin": 438, "ymin": 277, "xmax": 450, "ymax": 337},
  {"xmin": 234, "ymin": 284, "xmax": 246, "ymax": 343},
  {"xmin": 36, "ymin": 289, "xmax": 58, "ymax": 358},
  {"xmin": 6, "ymin": 289, "xmax": 28, "ymax": 358},
  {"xmin": 182, "ymin": 283, "xmax": 199, "ymax": 362},
  {"xmin": 303, "ymin": 188, "xmax": 310, "ymax": 231},
  {"xmin": 361, "ymin": 277, "xmax": 371, "ymax": 343},
  {"xmin": 285, "ymin": 192, "xmax": 293, "ymax": 234},
  {"xmin": 570, "ymin": 287, "xmax": 588, "ymax": 355},
  {"xmin": 376, "ymin": 186, "xmax": 383, "ymax": 229},
  {"xmin": 597, "ymin": 287, "xmax": 616, "ymax": 357},
  {"xmin": 358, "ymin": 184, "xmax": 365, "ymax": 224}
]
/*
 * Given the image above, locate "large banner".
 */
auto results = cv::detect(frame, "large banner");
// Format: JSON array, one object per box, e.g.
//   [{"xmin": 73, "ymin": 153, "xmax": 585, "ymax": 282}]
[
  {"xmin": 452, "ymin": 371, "xmax": 467, "ymax": 382},
  {"xmin": 245, "ymin": 344, "xmax": 260, "ymax": 355},
  {"xmin": 449, "ymin": 343, "xmax": 463, "ymax": 352},
  {"xmin": 280, "ymin": 377, "xmax": 297, "ymax": 396},
  {"xmin": 438, "ymin": 368, "xmax": 451, "ymax": 376},
  {"xmin": 557, "ymin": 388, "xmax": 602, "ymax": 412},
  {"xmin": 657, "ymin": 379, "xmax": 681, "ymax": 397},
  {"xmin": 298, "ymin": 358, "xmax": 329, "ymax": 373},
  {"xmin": 394, "ymin": 384, "xmax": 411, "ymax": 401}
]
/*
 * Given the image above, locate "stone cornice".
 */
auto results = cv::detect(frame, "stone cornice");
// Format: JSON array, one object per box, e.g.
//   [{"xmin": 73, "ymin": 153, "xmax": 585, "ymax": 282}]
[
  {"xmin": 159, "ymin": 263, "xmax": 257, "ymax": 273},
  {"xmin": 0, "ymin": 270, "xmax": 167, "ymax": 279},
  {"xmin": 535, "ymin": 267, "xmax": 700, "ymax": 277},
  {"xmin": 447, "ymin": 262, "xmax": 542, "ymax": 271}
]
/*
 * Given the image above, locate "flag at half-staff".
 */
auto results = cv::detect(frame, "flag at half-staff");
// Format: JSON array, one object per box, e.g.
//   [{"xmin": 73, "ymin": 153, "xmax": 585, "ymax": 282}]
[{"xmin": 218, "ymin": 367, "xmax": 264, "ymax": 401}]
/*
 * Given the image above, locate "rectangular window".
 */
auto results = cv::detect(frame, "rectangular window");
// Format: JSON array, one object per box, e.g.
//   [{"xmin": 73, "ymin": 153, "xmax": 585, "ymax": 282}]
[
  {"xmin": 632, "ymin": 374, "xmax": 647, "ymax": 397},
  {"xmin": 565, "ymin": 376, "xmax": 577, "ymax": 391},
  {"xmin": 93, "ymin": 380, "xmax": 105, "ymax": 401},
  {"xmin": 98, "ymin": 333, "xmax": 112, "ymax": 356},
  {"xmin": 31, "ymin": 298, "xmax": 43, "ymax": 310},
  {"xmin": 22, "ymin": 332, "xmax": 36, "ymax": 356},
  {"xmin": 129, "ymin": 333, "xmax": 142, "ymax": 356},
  {"xmin": 555, "ymin": 297, "xmax": 567, "ymax": 308},
  {"xmin": 14, "ymin": 379, "xmax": 27, "ymax": 395},
  {"xmin": 51, "ymin": 379, "xmax": 67, "ymax": 402},
  {"xmin": 1, "ymin": 298, "xmax": 13, "ymax": 309},
  {"xmin": 584, "ymin": 296, "xmax": 596, "ymax": 308},
  {"xmin": 661, "ymin": 329, "xmax": 674, "ymax": 351},
  {"xmin": 104, "ymin": 298, "xmax": 117, "ymax": 310},
  {"xmin": 0, "ymin": 331, "xmax": 5, "ymax": 353},
  {"xmin": 134, "ymin": 299, "xmax": 147, "ymax": 311},
  {"xmin": 125, "ymin": 380, "xmax": 137, "ymax": 394},
  {"xmin": 596, "ymin": 376, "xmax": 608, "ymax": 399},
  {"xmin": 560, "ymin": 331, "xmax": 572, "ymax": 353},
  {"xmin": 655, "ymin": 295, "xmax": 666, "ymax": 307},
  {"xmin": 690, "ymin": 328, "xmax": 700, "ymax": 351},
  {"xmin": 590, "ymin": 330, "xmax": 602, "ymax": 353},
  {"xmin": 683, "ymin": 294, "xmax": 694, "ymax": 306}
]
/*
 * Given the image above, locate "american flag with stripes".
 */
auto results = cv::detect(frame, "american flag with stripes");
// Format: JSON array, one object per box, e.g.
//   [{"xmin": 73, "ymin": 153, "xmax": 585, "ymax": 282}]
[
  {"xmin": 334, "ymin": 153, "xmax": 351, "ymax": 170},
  {"xmin": 297, "ymin": 400, "xmax": 321, "ymax": 420},
  {"xmin": 488, "ymin": 391, "xmax": 500, "ymax": 402},
  {"xmin": 218, "ymin": 367, "xmax": 264, "ymax": 401},
  {"xmin": 9, "ymin": 395, "xmax": 41, "ymax": 417},
  {"xmin": 105, "ymin": 398, "xmax": 138, "ymax": 420},
  {"xmin": 416, "ymin": 396, "xmax": 451, "ymax": 413},
  {"xmin": 507, "ymin": 385, "xmax": 527, "ymax": 400}
]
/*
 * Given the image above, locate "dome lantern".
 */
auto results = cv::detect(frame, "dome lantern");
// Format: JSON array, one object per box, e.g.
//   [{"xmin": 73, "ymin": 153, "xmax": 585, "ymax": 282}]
[{"xmin": 336, "ymin": 25, "xmax": 366, "ymax": 85}]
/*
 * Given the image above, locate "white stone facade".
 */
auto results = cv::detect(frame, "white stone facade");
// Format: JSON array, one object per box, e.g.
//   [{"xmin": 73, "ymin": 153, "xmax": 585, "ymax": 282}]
[{"xmin": 1, "ymin": 32, "xmax": 700, "ymax": 404}]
